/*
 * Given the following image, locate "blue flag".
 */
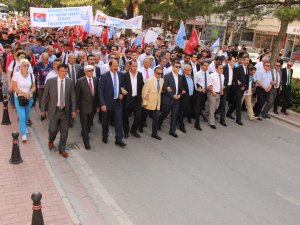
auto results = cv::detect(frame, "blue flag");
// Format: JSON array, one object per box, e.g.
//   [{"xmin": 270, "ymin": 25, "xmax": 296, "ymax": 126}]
[
  {"xmin": 134, "ymin": 32, "xmax": 143, "ymax": 47},
  {"xmin": 210, "ymin": 38, "xmax": 220, "ymax": 51},
  {"xmin": 176, "ymin": 21, "xmax": 186, "ymax": 48}
]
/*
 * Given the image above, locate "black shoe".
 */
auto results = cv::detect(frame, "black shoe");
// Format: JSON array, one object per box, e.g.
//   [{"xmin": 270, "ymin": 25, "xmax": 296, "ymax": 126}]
[
  {"xmin": 210, "ymin": 125, "xmax": 216, "ymax": 129},
  {"xmin": 261, "ymin": 113, "xmax": 266, "ymax": 119},
  {"xmin": 273, "ymin": 110, "xmax": 279, "ymax": 114},
  {"xmin": 195, "ymin": 125, "xmax": 202, "ymax": 131},
  {"xmin": 236, "ymin": 121, "xmax": 243, "ymax": 126},
  {"xmin": 151, "ymin": 134, "xmax": 162, "ymax": 140},
  {"xmin": 115, "ymin": 140, "xmax": 126, "ymax": 147},
  {"xmin": 124, "ymin": 133, "xmax": 129, "ymax": 139},
  {"xmin": 169, "ymin": 132, "xmax": 178, "ymax": 138},
  {"xmin": 138, "ymin": 127, "xmax": 143, "ymax": 133},
  {"xmin": 226, "ymin": 114, "xmax": 235, "ymax": 120},
  {"xmin": 102, "ymin": 137, "xmax": 108, "ymax": 144},
  {"xmin": 257, "ymin": 117, "xmax": 263, "ymax": 121},
  {"xmin": 220, "ymin": 121, "xmax": 227, "ymax": 126},
  {"xmin": 214, "ymin": 114, "xmax": 219, "ymax": 120},
  {"xmin": 84, "ymin": 142, "xmax": 90, "ymax": 150},
  {"xmin": 130, "ymin": 131, "xmax": 141, "ymax": 138},
  {"xmin": 187, "ymin": 118, "xmax": 192, "ymax": 123},
  {"xmin": 202, "ymin": 116, "xmax": 208, "ymax": 122},
  {"xmin": 265, "ymin": 114, "xmax": 271, "ymax": 119},
  {"xmin": 179, "ymin": 127, "xmax": 186, "ymax": 133}
]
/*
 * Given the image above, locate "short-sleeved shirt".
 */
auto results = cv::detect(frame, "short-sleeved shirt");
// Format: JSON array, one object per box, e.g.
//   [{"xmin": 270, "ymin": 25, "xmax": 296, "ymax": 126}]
[
  {"xmin": 12, "ymin": 72, "xmax": 33, "ymax": 97},
  {"xmin": 8, "ymin": 60, "xmax": 33, "ymax": 77},
  {"xmin": 31, "ymin": 45, "xmax": 46, "ymax": 55},
  {"xmin": 255, "ymin": 69, "xmax": 272, "ymax": 88}
]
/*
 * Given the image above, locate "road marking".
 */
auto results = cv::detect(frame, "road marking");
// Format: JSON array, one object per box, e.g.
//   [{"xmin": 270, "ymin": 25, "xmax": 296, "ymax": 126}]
[
  {"xmin": 71, "ymin": 151, "xmax": 135, "ymax": 225},
  {"xmin": 276, "ymin": 191, "xmax": 300, "ymax": 208}
]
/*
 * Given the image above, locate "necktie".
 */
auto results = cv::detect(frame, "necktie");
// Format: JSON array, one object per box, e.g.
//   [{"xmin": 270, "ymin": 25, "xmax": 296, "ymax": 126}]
[
  {"xmin": 63, "ymin": 52, "xmax": 67, "ymax": 64},
  {"xmin": 71, "ymin": 65, "xmax": 75, "ymax": 80},
  {"xmin": 276, "ymin": 71, "xmax": 279, "ymax": 88},
  {"xmin": 89, "ymin": 78, "xmax": 94, "ymax": 96},
  {"xmin": 157, "ymin": 79, "xmax": 160, "ymax": 92},
  {"xmin": 219, "ymin": 75, "xmax": 223, "ymax": 95},
  {"xmin": 60, "ymin": 80, "xmax": 65, "ymax": 109},
  {"xmin": 146, "ymin": 69, "xmax": 149, "ymax": 80},
  {"xmin": 113, "ymin": 73, "xmax": 118, "ymax": 99},
  {"xmin": 204, "ymin": 72, "xmax": 208, "ymax": 90}
]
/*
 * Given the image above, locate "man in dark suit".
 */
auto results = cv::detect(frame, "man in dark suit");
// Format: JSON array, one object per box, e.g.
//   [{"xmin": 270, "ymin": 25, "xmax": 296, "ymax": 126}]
[
  {"xmin": 219, "ymin": 56, "xmax": 235, "ymax": 126},
  {"xmin": 77, "ymin": 54, "xmax": 101, "ymax": 79},
  {"xmin": 177, "ymin": 64, "xmax": 194, "ymax": 133},
  {"xmin": 99, "ymin": 60, "xmax": 126, "ymax": 147},
  {"xmin": 67, "ymin": 53, "xmax": 81, "ymax": 85},
  {"xmin": 76, "ymin": 65, "xmax": 99, "ymax": 150},
  {"xmin": 41, "ymin": 64, "xmax": 76, "ymax": 158},
  {"xmin": 226, "ymin": 55, "xmax": 250, "ymax": 126},
  {"xmin": 158, "ymin": 60, "xmax": 183, "ymax": 137},
  {"xmin": 121, "ymin": 60, "xmax": 144, "ymax": 139},
  {"xmin": 280, "ymin": 61, "xmax": 294, "ymax": 115}
]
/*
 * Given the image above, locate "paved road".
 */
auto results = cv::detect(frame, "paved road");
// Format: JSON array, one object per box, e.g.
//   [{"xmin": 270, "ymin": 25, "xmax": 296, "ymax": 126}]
[{"xmin": 30, "ymin": 107, "xmax": 300, "ymax": 225}]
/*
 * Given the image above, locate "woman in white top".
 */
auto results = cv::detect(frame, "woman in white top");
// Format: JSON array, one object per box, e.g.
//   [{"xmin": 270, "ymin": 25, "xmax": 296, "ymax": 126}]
[{"xmin": 12, "ymin": 59, "xmax": 36, "ymax": 142}]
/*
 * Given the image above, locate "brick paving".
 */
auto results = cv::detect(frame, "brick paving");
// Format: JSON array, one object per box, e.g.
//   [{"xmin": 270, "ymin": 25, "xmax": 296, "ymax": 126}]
[{"xmin": 0, "ymin": 103, "xmax": 74, "ymax": 225}]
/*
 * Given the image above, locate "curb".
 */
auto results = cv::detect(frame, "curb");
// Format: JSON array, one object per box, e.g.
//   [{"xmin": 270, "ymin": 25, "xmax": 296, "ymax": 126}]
[
  {"xmin": 30, "ymin": 126, "xmax": 82, "ymax": 225},
  {"xmin": 269, "ymin": 113, "xmax": 300, "ymax": 129}
]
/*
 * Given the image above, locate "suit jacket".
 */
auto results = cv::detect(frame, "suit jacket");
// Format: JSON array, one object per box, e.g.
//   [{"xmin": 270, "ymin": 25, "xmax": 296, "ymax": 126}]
[
  {"xmin": 77, "ymin": 66, "xmax": 101, "ymax": 80},
  {"xmin": 67, "ymin": 64, "xmax": 81, "ymax": 83},
  {"xmin": 99, "ymin": 71, "xmax": 123, "ymax": 110},
  {"xmin": 76, "ymin": 76, "xmax": 99, "ymax": 114},
  {"xmin": 223, "ymin": 64, "xmax": 233, "ymax": 88},
  {"xmin": 281, "ymin": 67, "xmax": 293, "ymax": 87},
  {"xmin": 41, "ymin": 77, "xmax": 76, "ymax": 120},
  {"xmin": 162, "ymin": 72, "xmax": 183, "ymax": 106},
  {"xmin": 180, "ymin": 74, "xmax": 193, "ymax": 108},
  {"xmin": 271, "ymin": 69, "xmax": 282, "ymax": 89},
  {"xmin": 233, "ymin": 65, "xmax": 249, "ymax": 90},
  {"xmin": 142, "ymin": 76, "xmax": 164, "ymax": 110},
  {"xmin": 121, "ymin": 71, "xmax": 144, "ymax": 108}
]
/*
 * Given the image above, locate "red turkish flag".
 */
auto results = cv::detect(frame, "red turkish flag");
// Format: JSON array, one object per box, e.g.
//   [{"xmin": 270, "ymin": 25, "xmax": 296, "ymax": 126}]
[
  {"xmin": 185, "ymin": 30, "xmax": 199, "ymax": 54},
  {"xmin": 103, "ymin": 28, "xmax": 109, "ymax": 45}
]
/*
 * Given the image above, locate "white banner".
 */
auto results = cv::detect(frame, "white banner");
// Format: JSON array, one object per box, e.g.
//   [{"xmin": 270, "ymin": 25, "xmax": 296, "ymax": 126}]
[
  {"xmin": 30, "ymin": 6, "xmax": 93, "ymax": 27},
  {"xmin": 89, "ymin": 26, "xmax": 103, "ymax": 37},
  {"xmin": 93, "ymin": 10, "xmax": 142, "ymax": 29},
  {"xmin": 144, "ymin": 29, "xmax": 158, "ymax": 44}
]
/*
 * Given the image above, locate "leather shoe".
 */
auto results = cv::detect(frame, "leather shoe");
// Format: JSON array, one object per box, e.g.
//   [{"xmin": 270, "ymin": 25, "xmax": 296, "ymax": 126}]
[
  {"xmin": 84, "ymin": 142, "xmax": 91, "ymax": 150},
  {"xmin": 179, "ymin": 127, "xmax": 186, "ymax": 133},
  {"xmin": 195, "ymin": 125, "xmax": 202, "ymax": 131},
  {"xmin": 257, "ymin": 117, "xmax": 263, "ymax": 121},
  {"xmin": 236, "ymin": 121, "xmax": 243, "ymax": 126},
  {"xmin": 124, "ymin": 133, "xmax": 129, "ymax": 139},
  {"xmin": 261, "ymin": 113, "xmax": 266, "ymax": 119},
  {"xmin": 151, "ymin": 134, "xmax": 162, "ymax": 140},
  {"xmin": 187, "ymin": 118, "xmax": 192, "ymax": 123},
  {"xmin": 210, "ymin": 125, "xmax": 216, "ymax": 129},
  {"xmin": 220, "ymin": 121, "xmax": 227, "ymax": 126},
  {"xmin": 273, "ymin": 110, "xmax": 279, "ymax": 114},
  {"xmin": 59, "ymin": 150, "xmax": 68, "ymax": 158},
  {"xmin": 48, "ymin": 141, "xmax": 54, "ymax": 150},
  {"xmin": 130, "ymin": 131, "xmax": 141, "ymax": 138},
  {"xmin": 169, "ymin": 132, "xmax": 178, "ymax": 138},
  {"xmin": 115, "ymin": 140, "xmax": 126, "ymax": 147},
  {"xmin": 226, "ymin": 114, "xmax": 235, "ymax": 120},
  {"xmin": 102, "ymin": 137, "xmax": 108, "ymax": 144}
]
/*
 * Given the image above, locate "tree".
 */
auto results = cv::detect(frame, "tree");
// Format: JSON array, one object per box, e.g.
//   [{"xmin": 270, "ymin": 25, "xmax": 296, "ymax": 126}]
[{"xmin": 216, "ymin": 0, "xmax": 300, "ymax": 65}]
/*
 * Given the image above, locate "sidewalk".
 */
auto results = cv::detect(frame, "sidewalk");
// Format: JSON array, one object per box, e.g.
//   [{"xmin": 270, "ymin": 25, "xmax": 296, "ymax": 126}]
[
  {"xmin": 269, "ymin": 107, "xmax": 300, "ymax": 128},
  {"xmin": 0, "ymin": 104, "xmax": 75, "ymax": 225}
]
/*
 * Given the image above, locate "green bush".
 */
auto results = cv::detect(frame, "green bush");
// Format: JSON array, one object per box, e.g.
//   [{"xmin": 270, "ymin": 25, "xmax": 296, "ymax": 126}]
[{"xmin": 291, "ymin": 78, "xmax": 300, "ymax": 113}]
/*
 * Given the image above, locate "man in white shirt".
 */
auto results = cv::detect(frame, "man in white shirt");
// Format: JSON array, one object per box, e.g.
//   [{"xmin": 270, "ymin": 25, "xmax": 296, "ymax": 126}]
[
  {"xmin": 45, "ymin": 58, "xmax": 61, "ymax": 83},
  {"xmin": 255, "ymin": 56, "xmax": 270, "ymax": 72},
  {"xmin": 262, "ymin": 61, "xmax": 282, "ymax": 118},
  {"xmin": 138, "ymin": 57, "xmax": 154, "ymax": 83},
  {"xmin": 206, "ymin": 63, "xmax": 224, "ymax": 129},
  {"xmin": 138, "ymin": 46, "xmax": 152, "ymax": 65},
  {"xmin": 217, "ymin": 45, "xmax": 229, "ymax": 58},
  {"xmin": 208, "ymin": 56, "xmax": 223, "ymax": 74}
]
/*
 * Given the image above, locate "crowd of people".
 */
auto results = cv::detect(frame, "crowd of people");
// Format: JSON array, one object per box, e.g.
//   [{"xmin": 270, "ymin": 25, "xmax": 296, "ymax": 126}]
[{"xmin": 0, "ymin": 21, "xmax": 295, "ymax": 158}]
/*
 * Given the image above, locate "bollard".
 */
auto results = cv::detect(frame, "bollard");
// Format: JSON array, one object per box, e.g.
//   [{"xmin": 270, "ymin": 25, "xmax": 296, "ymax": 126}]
[
  {"xmin": 9, "ymin": 132, "xmax": 23, "ymax": 164},
  {"xmin": 1, "ymin": 99, "xmax": 11, "ymax": 125},
  {"xmin": 0, "ymin": 81, "xmax": 3, "ymax": 102},
  {"xmin": 31, "ymin": 192, "xmax": 45, "ymax": 225}
]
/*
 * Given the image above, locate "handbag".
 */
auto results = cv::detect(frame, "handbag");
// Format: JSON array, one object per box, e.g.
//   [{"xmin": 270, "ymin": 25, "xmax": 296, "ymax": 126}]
[{"xmin": 18, "ymin": 73, "xmax": 33, "ymax": 107}]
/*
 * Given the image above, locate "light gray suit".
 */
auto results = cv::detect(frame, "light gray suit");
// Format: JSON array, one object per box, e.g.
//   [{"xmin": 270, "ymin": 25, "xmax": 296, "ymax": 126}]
[{"xmin": 41, "ymin": 76, "xmax": 76, "ymax": 151}]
